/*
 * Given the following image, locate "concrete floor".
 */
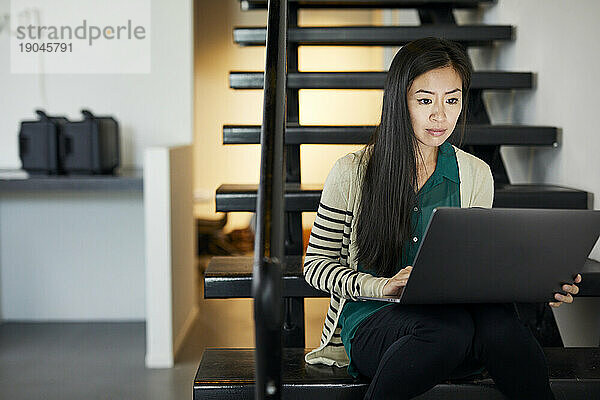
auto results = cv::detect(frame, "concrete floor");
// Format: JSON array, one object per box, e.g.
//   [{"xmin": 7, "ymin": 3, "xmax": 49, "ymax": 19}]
[{"xmin": 0, "ymin": 321, "xmax": 200, "ymax": 400}]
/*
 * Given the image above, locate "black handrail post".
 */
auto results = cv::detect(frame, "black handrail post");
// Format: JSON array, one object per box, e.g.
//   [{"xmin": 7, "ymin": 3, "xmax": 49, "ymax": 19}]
[
  {"xmin": 282, "ymin": 0, "xmax": 306, "ymax": 349},
  {"xmin": 252, "ymin": 0, "xmax": 287, "ymax": 399}
]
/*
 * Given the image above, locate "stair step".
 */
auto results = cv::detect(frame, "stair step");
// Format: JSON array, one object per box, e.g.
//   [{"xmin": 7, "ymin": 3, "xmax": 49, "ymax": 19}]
[
  {"xmin": 205, "ymin": 255, "xmax": 321, "ymax": 298},
  {"xmin": 240, "ymin": 0, "xmax": 494, "ymax": 10},
  {"xmin": 230, "ymin": 71, "xmax": 532, "ymax": 90},
  {"xmin": 234, "ymin": 25, "xmax": 513, "ymax": 46},
  {"xmin": 223, "ymin": 124, "xmax": 558, "ymax": 146},
  {"xmin": 204, "ymin": 256, "xmax": 600, "ymax": 299},
  {"xmin": 194, "ymin": 347, "xmax": 600, "ymax": 400},
  {"xmin": 215, "ymin": 184, "xmax": 590, "ymax": 212}
]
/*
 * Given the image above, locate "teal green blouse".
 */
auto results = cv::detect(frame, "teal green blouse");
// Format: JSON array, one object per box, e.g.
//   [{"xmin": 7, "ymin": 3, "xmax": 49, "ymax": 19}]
[{"xmin": 338, "ymin": 140, "xmax": 463, "ymax": 379}]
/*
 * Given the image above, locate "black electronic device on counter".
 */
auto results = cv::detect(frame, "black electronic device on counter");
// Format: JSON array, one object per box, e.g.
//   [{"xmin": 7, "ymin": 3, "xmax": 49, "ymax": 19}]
[
  {"xmin": 19, "ymin": 110, "xmax": 69, "ymax": 175},
  {"xmin": 60, "ymin": 109, "xmax": 120, "ymax": 175}
]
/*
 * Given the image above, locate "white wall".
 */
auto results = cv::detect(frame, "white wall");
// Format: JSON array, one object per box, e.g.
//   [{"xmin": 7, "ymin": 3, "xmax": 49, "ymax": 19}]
[
  {"xmin": 0, "ymin": 192, "xmax": 145, "ymax": 320},
  {"xmin": 0, "ymin": 0, "xmax": 193, "ymax": 168},
  {"xmin": 0, "ymin": 0, "xmax": 193, "ymax": 320},
  {"xmin": 474, "ymin": 0, "xmax": 600, "ymax": 261}
]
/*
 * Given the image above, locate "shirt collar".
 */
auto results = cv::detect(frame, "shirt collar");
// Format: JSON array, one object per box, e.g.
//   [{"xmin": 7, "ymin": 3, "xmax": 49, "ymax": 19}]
[{"xmin": 435, "ymin": 141, "xmax": 460, "ymax": 184}]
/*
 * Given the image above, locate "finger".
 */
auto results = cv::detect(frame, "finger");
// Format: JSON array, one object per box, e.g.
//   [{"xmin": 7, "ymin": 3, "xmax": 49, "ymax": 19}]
[
  {"xmin": 549, "ymin": 301, "xmax": 561, "ymax": 308},
  {"xmin": 565, "ymin": 293, "xmax": 573, "ymax": 303},
  {"xmin": 554, "ymin": 293, "xmax": 563, "ymax": 301},
  {"xmin": 563, "ymin": 284, "xmax": 579, "ymax": 295},
  {"xmin": 555, "ymin": 293, "xmax": 573, "ymax": 303},
  {"xmin": 562, "ymin": 284, "xmax": 575, "ymax": 295},
  {"xmin": 574, "ymin": 274, "xmax": 582, "ymax": 283}
]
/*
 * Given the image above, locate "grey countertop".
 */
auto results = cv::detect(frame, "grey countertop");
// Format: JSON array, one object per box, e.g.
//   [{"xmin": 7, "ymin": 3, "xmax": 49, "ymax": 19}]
[{"xmin": 0, "ymin": 168, "xmax": 143, "ymax": 192}]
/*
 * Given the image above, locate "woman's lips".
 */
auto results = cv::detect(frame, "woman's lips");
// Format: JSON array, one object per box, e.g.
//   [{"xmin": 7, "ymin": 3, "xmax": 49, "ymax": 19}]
[{"xmin": 426, "ymin": 129, "xmax": 447, "ymax": 136}]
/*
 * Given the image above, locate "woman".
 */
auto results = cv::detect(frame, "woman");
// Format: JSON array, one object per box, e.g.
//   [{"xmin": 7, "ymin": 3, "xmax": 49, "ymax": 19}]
[{"xmin": 303, "ymin": 37, "xmax": 581, "ymax": 400}]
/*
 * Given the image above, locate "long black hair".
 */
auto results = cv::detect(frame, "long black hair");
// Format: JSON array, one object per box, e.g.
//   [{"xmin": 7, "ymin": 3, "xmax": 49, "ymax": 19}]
[{"xmin": 355, "ymin": 37, "xmax": 473, "ymax": 277}]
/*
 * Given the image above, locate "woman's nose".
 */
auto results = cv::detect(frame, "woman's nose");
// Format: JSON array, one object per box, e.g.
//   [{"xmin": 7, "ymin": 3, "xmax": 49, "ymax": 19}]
[
  {"xmin": 430, "ymin": 104, "xmax": 447, "ymax": 122},
  {"xmin": 430, "ymin": 110, "xmax": 446, "ymax": 121}
]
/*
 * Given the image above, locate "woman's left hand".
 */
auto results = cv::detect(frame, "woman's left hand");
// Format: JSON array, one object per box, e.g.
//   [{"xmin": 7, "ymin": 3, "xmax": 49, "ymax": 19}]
[{"xmin": 549, "ymin": 274, "xmax": 581, "ymax": 308}]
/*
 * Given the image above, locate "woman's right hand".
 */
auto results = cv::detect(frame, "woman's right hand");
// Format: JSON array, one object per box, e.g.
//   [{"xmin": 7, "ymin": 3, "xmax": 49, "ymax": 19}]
[{"xmin": 382, "ymin": 266, "xmax": 413, "ymax": 296}]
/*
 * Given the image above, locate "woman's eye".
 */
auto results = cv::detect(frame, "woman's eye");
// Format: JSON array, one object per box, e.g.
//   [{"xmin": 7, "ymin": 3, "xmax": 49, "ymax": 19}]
[
  {"xmin": 447, "ymin": 98, "xmax": 459, "ymax": 104},
  {"xmin": 417, "ymin": 99, "xmax": 431, "ymax": 105}
]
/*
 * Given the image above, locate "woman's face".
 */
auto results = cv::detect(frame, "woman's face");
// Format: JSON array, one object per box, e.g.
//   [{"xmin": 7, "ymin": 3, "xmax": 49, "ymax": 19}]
[{"xmin": 407, "ymin": 66, "xmax": 463, "ymax": 158}]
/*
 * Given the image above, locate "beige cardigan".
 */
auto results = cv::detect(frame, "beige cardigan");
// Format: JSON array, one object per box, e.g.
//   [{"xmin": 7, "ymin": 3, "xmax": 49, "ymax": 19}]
[{"xmin": 303, "ymin": 144, "xmax": 494, "ymax": 368}]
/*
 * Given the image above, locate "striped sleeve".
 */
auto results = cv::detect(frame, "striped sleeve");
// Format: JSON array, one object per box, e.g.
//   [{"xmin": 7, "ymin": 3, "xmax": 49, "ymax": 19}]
[{"xmin": 303, "ymin": 157, "xmax": 389, "ymax": 301}]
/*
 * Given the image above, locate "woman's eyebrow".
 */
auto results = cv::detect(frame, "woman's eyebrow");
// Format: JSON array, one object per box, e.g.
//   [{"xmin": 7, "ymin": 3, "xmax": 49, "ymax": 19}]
[{"xmin": 414, "ymin": 88, "xmax": 462, "ymax": 95}]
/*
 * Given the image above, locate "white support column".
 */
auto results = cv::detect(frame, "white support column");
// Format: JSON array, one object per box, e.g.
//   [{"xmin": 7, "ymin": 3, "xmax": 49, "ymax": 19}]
[{"xmin": 144, "ymin": 145, "xmax": 197, "ymax": 368}]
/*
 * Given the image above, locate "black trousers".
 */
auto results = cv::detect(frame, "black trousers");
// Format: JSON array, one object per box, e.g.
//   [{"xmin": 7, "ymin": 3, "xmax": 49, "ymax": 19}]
[{"xmin": 350, "ymin": 302, "xmax": 556, "ymax": 400}]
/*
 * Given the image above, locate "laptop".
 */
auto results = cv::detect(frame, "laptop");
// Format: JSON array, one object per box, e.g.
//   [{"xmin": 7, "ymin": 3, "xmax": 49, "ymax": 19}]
[{"xmin": 356, "ymin": 207, "xmax": 600, "ymax": 304}]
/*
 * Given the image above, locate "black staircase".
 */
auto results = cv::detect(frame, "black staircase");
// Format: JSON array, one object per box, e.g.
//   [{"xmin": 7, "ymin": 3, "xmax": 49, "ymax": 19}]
[{"xmin": 194, "ymin": 1, "xmax": 600, "ymax": 398}]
